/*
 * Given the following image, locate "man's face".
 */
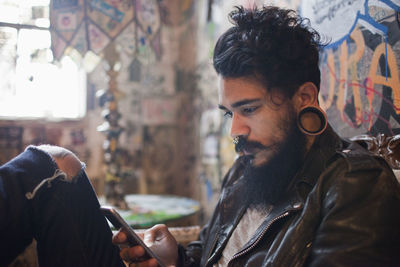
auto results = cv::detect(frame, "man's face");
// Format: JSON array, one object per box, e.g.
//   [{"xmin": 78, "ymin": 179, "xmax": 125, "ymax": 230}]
[{"xmin": 218, "ymin": 76, "xmax": 297, "ymax": 167}]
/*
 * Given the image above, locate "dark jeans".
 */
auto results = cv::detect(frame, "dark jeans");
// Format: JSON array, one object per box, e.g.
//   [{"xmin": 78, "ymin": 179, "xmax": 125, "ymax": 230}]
[{"xmin": 0, "ymin": 147, "xmax": 124, "ymax": 267}]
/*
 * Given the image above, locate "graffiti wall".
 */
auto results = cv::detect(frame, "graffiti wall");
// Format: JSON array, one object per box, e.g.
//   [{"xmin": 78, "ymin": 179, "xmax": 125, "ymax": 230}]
[
  {"xmin": 300, "ymin": 0, "xmax": 400, "ymax": 137},
  {"xmin": 209, "ymin": 0, "xmax": 400, "ymax": 137}
]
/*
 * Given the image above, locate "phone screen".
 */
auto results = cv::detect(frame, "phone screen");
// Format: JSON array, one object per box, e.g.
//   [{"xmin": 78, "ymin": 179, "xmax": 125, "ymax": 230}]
[{"xmin": 100, "ymin": 206, "xmax": 166, "ymax": 267}]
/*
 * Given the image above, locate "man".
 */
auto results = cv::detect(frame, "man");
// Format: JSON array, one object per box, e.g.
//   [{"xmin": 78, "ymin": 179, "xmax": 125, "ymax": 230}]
[
  {"xmin": 114, "ymin": 5, "xmax": 400, "ymax": 267},
  {"xmin": 1, "ymin": 5, "xmax": 400, "ymax": 267}
]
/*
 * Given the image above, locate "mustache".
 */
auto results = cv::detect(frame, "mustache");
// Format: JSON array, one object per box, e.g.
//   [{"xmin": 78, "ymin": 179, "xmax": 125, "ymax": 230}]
[{"xmin": 235, "ymin": 136, "xmax": 267, "ymax": 153}]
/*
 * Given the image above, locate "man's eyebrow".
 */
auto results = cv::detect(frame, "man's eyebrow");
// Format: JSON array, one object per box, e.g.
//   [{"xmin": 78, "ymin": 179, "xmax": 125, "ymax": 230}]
[
  {"xmin": 218, "ymin": 104, "xmax": 228, "ymax": 110},
  {"xmin": 218, "ymin": 99, "xmax": 261, "ymax": 111},
  {"xmin": 231, "ymin": 99, "xmax": 261, "ymax": 108}
]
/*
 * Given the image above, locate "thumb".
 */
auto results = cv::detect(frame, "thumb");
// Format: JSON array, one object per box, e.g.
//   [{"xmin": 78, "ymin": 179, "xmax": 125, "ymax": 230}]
[
  {"xmin": 143, "ymin": 228, "xmax": 157, "ymax": 247},
  {"xmin": 112, "ymin": 230, "xmax": 127, "ymax": 244},
  {"xmin": 143, "ymin": 224, "xmax": 172, "ymax": 247}
]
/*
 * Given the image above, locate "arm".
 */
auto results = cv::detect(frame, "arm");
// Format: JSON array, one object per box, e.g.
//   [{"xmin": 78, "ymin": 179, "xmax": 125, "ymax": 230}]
[
  {"xmin": 112, "ymin": 158, "xmax": 245, "ymax": 267},
  {"xmin": 177, "ymin": 224, "xmax": 209, "ymax": 267},
  {"xmin": 112, "ymin": 223, "xmax": 207, "ymax": 267}
]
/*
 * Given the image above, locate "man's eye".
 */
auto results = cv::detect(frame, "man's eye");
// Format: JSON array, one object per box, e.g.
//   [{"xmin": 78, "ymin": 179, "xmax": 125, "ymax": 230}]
[
  {"xmin": 223, "ymin": 111, "xmax": 233, "ymax": 118},
  {"xmin": 242, "ymin": 107, "xmax": 258, "ymax": 114}
]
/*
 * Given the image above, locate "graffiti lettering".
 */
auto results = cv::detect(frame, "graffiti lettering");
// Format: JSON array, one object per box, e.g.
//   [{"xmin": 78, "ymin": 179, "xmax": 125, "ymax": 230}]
[
  {"xmin": 348, "ymin": 29, "xmax": 365, "ymax": 126},
  {"xmin": 313, "ymin": 0, "xmax": 359, "ymax": 24},
  {"xmin": 319, "ymin": 27, "xmax": 400, "ymax": 134},
  {"xmin": 368, "ymin": 42, "xmax": 400, "ymax": 114}
]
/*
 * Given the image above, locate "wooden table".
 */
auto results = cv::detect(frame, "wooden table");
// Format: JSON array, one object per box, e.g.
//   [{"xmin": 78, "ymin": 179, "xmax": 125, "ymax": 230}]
[{"xmin": 101, "ymin": 194, "xmax": 201, "ymax": 228}]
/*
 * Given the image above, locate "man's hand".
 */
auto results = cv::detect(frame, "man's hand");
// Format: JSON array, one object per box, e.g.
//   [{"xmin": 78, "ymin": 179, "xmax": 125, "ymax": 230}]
[
  {"xmin": 36, "ymin": 145, "xmax": 82, "ymax": 181},
  {"xmin": 112, "ymin": 224, "xmax": 179, "ymax": 267}
]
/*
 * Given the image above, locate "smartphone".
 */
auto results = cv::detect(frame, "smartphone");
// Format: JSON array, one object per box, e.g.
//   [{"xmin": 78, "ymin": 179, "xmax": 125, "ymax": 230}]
[{"xmin": 100, "ymin": 206, "xmax": 166, "ymax": 267}]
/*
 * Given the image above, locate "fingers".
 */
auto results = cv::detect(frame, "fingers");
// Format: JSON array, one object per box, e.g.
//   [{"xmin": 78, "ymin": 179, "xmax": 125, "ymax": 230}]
[
  {"xmin": 120, "ymin": 246, "xmax": 145, "ymax": 261},
  {"xmin": 127, "ymin": 258, "xmax": 158, "ymax": 267},
  {"xmin": 143, "ymin": 228, "xmax": 157, "ymax": 247},
  {"xmin": 113, "ymin": 225, "xmax": 177, "ymax": 267},
  {"xmin": 112, "ymin": 230, "xmax": 127, "ymax": 244},
  {"xmin": 150, "ymin": 224, "xmax": 168, "ymax": 233},
  {"xmin": 120, "ymin": 246, "xmax": 158, "ymax": 267},
  {"xmin": 114, "ymin": 231, "xmax": 149, "ymax": 265},
  {"xmin": 145, "ymin": 224, "xmax": 169, "ymax": 243},
  {"xmin": 112, "ymin": 230, "xmax": 144, "ymax": 245}
]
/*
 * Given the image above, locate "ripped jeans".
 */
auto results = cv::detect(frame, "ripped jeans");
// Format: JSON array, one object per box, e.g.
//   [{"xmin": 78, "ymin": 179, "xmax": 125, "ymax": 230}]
[{"xmin": 0, "ymin": 146, "xmax": 125, "ymax": 267}]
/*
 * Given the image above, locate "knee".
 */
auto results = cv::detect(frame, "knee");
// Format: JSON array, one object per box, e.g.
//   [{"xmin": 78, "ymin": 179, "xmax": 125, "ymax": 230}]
[{"xmin": 37, "ymin": 145, "xmax": 83, "ymax": 181}]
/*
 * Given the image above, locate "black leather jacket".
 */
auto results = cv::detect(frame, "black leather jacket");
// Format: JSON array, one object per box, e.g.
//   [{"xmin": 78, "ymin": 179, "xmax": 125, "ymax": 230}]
[{"xmin": 179, "ymin": 126, "xmax": 400, "ymax": 266}]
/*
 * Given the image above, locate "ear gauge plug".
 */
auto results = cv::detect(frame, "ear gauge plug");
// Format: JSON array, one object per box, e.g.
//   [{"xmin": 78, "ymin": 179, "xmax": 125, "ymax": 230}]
[{"xmin": 297, "ymin": 106, "xmax": 327, "ymax": 135}]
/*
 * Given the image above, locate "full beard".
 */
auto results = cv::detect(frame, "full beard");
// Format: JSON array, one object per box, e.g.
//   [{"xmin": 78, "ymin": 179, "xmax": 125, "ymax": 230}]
[{"xmin": 237, "ymin": 111, "xmax": 307, "ymax": 208}]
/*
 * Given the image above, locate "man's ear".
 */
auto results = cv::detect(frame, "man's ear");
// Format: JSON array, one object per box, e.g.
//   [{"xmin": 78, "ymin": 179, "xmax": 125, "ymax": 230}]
[{"xmin": 294, "ymin": 82, "xmax": 319, "ymax": 108}]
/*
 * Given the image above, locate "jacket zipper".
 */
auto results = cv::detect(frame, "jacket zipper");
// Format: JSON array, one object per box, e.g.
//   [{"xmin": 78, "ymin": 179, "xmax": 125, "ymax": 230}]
[{"xmin": 227, "ymin": 210, "xmax": 291, "ymax": 266}]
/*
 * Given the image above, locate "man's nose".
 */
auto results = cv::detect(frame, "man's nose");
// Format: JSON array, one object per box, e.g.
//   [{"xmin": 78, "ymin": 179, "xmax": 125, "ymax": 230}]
[{"xmin": 230, "ymin": 113, "xmax": 249, "ymax": 138}]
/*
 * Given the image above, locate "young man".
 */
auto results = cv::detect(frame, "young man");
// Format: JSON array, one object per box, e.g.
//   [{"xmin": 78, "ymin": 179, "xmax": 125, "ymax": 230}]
[
  {"xmin": 1, "ymin": 5, "xmax": 400, "ymax": 267},
  {"xmin": 114, "ymin": 5, "xmax": 400, "ymax": 267}
]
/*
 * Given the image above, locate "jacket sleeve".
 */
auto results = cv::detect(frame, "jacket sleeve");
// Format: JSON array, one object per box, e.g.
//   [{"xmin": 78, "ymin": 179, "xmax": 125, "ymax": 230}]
[
  {"xmin": 308, "ymin": 156, "xmax": 400, "ymax": 267},
  {"xmin": 177, "ymin": 225, "xmax": 209, "ymax": 267}
]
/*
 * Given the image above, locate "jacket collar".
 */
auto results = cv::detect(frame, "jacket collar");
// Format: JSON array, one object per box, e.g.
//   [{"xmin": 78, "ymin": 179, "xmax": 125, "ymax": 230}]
[
  {"xmin": 294, "ymin": 124, "xmax": 343, "ymax": 191},
  {"xmin": 205, "ymin": 176, "xmax": 249, "ymax": 265}
]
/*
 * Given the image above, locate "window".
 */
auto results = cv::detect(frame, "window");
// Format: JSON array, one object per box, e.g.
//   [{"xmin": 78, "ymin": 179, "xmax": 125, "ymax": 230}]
[{"xmin": 0, "ymin": 0, "xmax": 86, "ymax": 120}]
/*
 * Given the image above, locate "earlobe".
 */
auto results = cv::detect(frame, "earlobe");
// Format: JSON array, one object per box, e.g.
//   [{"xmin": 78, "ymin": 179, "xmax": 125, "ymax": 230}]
[{"xmin": 295, "ymin": 82, "xmax": 327, "ymax": 136}]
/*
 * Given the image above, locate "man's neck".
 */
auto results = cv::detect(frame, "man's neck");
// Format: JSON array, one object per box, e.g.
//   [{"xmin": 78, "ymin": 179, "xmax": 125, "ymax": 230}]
[{"xmin": 305, "ymin": 135, "xmax": 317, "ymax": 155}]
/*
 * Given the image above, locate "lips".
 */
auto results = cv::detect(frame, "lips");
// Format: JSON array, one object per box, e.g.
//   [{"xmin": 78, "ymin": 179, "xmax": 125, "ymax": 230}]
[
  {"xmin": 242, "ymin": 144, "xmax": 276, "ymax": 159},
  {"xmin": 242, "ymin": 148, "xmax": 255, "ymax": 156},
  {"xmin": 243, "ymin": 149, "xmax": 251, "ymax": 155},
  {"xmin": 235, "ymin": 137, "xmax": 275, "ymax": 158},
  {"xmin": 239, "ymin": 146, "xmax": 260, "ymax": 157}
]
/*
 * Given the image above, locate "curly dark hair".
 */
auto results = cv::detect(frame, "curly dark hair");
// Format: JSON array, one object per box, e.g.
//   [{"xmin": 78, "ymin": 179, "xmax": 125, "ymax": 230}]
[{"xmin": 213, "ymin": 6, "xmax": 323, "ymax": 98}]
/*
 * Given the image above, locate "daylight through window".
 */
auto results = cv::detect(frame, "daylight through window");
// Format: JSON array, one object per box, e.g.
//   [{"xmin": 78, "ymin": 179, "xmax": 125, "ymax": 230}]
[{"xmin": 0, "ymin": 0, "xmax": 86, "ymax": 120}]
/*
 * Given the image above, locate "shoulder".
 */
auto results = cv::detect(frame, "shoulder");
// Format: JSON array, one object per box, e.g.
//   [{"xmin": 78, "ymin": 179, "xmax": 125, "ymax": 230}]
[
  {"xmin": 306, "ymin": 138, "xmax": 400, "ymax": 266},
  {"xmin": 319, "ymin": 139, "xmax": 400, "ymax": 207},
  {"xmin": 326, "ymin": 139, "xmax": 393, "ymax": 177}
]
